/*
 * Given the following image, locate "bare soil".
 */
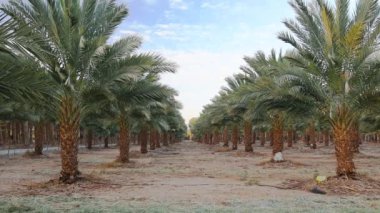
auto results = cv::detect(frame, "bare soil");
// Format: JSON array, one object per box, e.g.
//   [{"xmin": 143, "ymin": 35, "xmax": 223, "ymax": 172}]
[{"xmin": 1, "ymin": 141, "xmax": 380, "ymax": 212}]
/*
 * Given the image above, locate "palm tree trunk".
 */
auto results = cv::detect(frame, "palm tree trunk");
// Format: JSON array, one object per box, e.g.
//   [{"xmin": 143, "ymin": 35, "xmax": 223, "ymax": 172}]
[
  {"xmin": 59, "ymin": 94, "xmax": 80, "ymax": 183},
  {"xmin": 163, "ymin": 132, "xmax": 169, "ymax": 146},
  {"xmin": 140, "ymin": 128, "xmax": 148, "ymax": 154},
  {"xmin": 269, "ymin": 131, "xmax": 274, "ymax": 146},
  {"xmin": 272, "ymin": 115, "xmax": 284, "ymax": 162},
  {"xmin": 350, "ymin": 123, "xmax": 360, "ymax": 153},
  {"xmin": 332, "ymin": 106, "xmax": 356, "ymax": 177},
  {"xmin": 15, "ymin": 120, "xmax": 20, "ymax": 145},
  {"xmin": 232, "ymin": 126, "xmax": 238, "ymax": 150},
  {"xmin": 309, "ymin": 123, "xmax": 316, "ymax": 149},
  {"xmin": 252, "ymin": 130, "xmax": 256, "ymax": 144},
  {"xmin": 244, "ymin": 121, "xmax": 253, "ymax": 152},
  {"xmin": 86, "ymin": 129, "xmax": 93, "ymax": 149},
  {"xmin": 104, "ymin": 136, "xmax": 109, "ymax": 148},
  {"xmin": 21, "ymin": 121, "xmax": 26, "ymax": 145},
  {"xmin": 119, "ymin": 114, "xmax": 129, "ymax": 163},
  {"xmin": 223, "ymin": 127, "xmax": 229, "ymax": 147},
  {"xmin": 149, "ymin": 129, "xmax": 156, "ymax": 150},
  {"xmin": 34, "ymin": 122, "xmax": 44, "ymax": 155},
  {"xmin": 287, "ymin": 130, "xmax": 293, "ymax": 147}
]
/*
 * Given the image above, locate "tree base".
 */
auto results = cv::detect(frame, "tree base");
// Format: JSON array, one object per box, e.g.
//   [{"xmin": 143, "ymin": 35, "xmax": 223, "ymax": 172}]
[{"xmin": 59, "ymin": 170, "xmax": 81, "ymax": 184}]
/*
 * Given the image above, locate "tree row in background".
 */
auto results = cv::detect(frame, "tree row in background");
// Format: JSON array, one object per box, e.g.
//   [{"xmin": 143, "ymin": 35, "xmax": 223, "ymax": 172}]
[
  {"xmin": 191, "ymin": 0, "xmax": 380, "ymax": 178},
  {"xmin": 0, "ymin": 0, "xmax": 186, "ymax": 183}
]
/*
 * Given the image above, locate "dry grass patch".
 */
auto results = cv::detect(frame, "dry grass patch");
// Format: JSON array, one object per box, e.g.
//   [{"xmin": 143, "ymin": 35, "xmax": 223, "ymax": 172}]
[
  {"xmin": 214, "ymin": 147, "xmax": 231, "ymax": 152},
  {"xmin": 97, "ymin": 160, "xmax": 124, "ymax": 169},
  {"xmin": 16, "ymin": 174, "xmax": 120, "ymax": 196},
  {"xmin": 283, "ymin": 174, "xmax": 380, "ymax": 196},
  {"xmin": 256, "ymin": 159, "xmax": 308, "ymax": 168}
]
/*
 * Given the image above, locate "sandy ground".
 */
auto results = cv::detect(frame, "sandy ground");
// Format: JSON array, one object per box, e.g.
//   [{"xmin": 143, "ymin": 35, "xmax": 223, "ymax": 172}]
[{"xmin": 0, "ymin": 140, "xmax": 380, "ymax": 212}]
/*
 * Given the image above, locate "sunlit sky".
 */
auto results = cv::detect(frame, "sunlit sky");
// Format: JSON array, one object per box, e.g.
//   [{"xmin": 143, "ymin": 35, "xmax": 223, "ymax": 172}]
[
  {"xmin": 115, "ymin": 0, "xmax": 295, "ymax": 124},
  {"xmin": 1, "ymin": 0, "xmax": 358, "ymax": 124}
]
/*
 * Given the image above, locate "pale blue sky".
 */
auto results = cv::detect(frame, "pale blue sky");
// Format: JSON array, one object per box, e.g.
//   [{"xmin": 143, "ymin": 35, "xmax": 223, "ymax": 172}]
[
  {"xmin": 0, "ymin": 0, "xmax": 358, "ymax": 123},
  {"xmin": 114, "ymin": 0, "xmax": 297, "ymax": 123}
]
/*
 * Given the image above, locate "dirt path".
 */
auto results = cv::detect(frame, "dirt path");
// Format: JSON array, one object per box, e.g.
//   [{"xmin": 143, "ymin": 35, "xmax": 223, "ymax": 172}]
[{"xmin": 1, "ymin": 141, "xmax": 380, "ymax": 212}]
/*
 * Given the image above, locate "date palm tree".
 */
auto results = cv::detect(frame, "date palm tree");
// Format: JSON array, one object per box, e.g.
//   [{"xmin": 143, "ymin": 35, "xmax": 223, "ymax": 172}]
[
  {"xmin": 3, "ymin": 0, "xmax": 129, "ymax": 182},
  {"xmin": 277, "ymin": 0, "xmax": 380, "ymax": 177}
]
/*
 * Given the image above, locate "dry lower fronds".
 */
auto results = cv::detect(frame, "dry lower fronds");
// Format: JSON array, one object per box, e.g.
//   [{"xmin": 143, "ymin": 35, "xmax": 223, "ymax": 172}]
[{"xmin": 284, "ymin": 174, "xmax": 380, "ymax": 196}]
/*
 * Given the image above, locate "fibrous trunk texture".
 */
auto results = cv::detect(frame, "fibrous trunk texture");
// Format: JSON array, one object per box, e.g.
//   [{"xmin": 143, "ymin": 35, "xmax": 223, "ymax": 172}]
[
  {"xmin": 163, "ymin": 132, "xmax": 169, "ymax": 146},
  {"xmin": 252, "ymin": 131, "xmax": 256, "ymax": 144},
  {"xmin": 59, "ymin": 94, "xmax": 80, "ymax": 183},
  {"xmin": 86, "ymin": 129, "xmax": 93, "ymax": 149},
  {"xmin": 332, "ymin": 106, "xmax": 356, "ymax": 177},
  {"xmin": 140, "ymin": 128, "xmax": 148, "ymax": 154},
  {"xmin": 104, "ymin": 136, "xmax": 109, "ymax": 148},
  {"xmin": 350, "ymin": 123, "xmax": 360, "ymax": 153},
  {"xmin": 34, "ymin": 122, "xmax": 44, "ymax": 155},
  {"xmin": 232, "ymin": 126, "xmax": 238, "ymax": 150},
  {"xmin": 119, "ymin": 115, "xmax": 129, "ymax": 163},
  {"xmin": 272, "ymin": 115, "xmax": 284, "ymax": 162},
  {"xmin": 149, "ymin": 129, "xmax": 156, "ymax": 150},
  {"xmin": 244, "ymin": 121, "xmax": 253, "ymax": 152}
]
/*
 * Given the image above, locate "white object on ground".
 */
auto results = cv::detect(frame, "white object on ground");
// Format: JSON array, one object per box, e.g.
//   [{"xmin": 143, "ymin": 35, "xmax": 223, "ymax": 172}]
[{"xmin": 273, "ymin": 152, "xmax": 284, "ymax": 162}]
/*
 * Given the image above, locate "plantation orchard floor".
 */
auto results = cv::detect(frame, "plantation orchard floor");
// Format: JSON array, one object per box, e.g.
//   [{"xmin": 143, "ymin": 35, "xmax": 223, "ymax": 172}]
[{"xmin": 1, "ymin": 141, "xmax": 380, "ymax": 212}]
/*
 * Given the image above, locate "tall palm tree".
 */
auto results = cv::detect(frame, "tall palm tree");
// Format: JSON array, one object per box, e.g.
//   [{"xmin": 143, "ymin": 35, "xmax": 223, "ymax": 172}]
[
  {"xmin": 3, "ymin": 0, "xmax": 129, "ymax": 182},
  {"xmin": 277, "ymin": 0, "xmax": 380, "ymax": 177}
]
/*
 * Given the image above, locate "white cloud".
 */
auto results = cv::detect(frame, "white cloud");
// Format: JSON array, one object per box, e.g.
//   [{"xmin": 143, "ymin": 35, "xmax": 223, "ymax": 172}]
[
  {"xmin": 158, "ymin": 50, "xmax": 245, "ymax": 123},
  {"xmin": 169, "ymin": 0, "xmax": 189, "ymax": 10},
  {"xmin": 126, "ymin": 22, "xmax": 213, "ymax": 42},
  {"xmin": 201, "ymin": 1, "xmax": 228, "ymax": 10}
]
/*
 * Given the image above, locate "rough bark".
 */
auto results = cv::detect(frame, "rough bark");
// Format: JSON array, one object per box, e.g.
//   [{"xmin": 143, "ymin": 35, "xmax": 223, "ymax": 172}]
[
  {"xmin": 34, "ymin": 122, "xmax": 44, "ymax": 155},
  {"xmin": 149, "ymin": 129, "xmax": 156, "ymax": 150},
  {"xmin": 86, "ymin": 129, "xmax": 93, "ymax": 149},
  {"xmin": 333, "ymin": 107, "xmax": 356, "ymax": 177},
  {"xmin": 334, "ymin": 126, "xmax": 356, "ymax": 176},
  {"xmin": 272, "ymin": 115, "xmax": 284, "ymax": 162},
  {"xmin": 350, "ymin": 124, "xmax": 360, "ymax": 153},
  {"xmin": 140, "ymin": 128, "xmax": 148, "ymax": 154},
  {"xmin": 59, "ymin": 95, "xmax": 80, "ymax": 183},
  {"xmin": 252, "ymin": 130, "xmax": 256, "ymax": 144},
  {"xmin": 244, "ymin": 121, "xmax": 253, "ymax": 152},
  {"xmin": 163, "ymin": 132, "xmax": 169, "ymax": 146},
  {"xmin": 119, "ymin": 115, "xmax": 129, "ymax": 163},
  {"xmin": 104, "ymin": 136, "xmax": 109, "ymax": 148},
  {"xmin": 232, "ymin": 126, "xmax": 238, "ymax": 150},
  {"xmin": 269, "ymin": 131, "xmax": 274, "ymax": 146}
]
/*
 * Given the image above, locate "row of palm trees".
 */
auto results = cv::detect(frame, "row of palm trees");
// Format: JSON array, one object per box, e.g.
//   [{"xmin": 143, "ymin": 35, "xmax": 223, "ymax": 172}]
[
  {"xmin": 0, "ymin": 0, "xmax": 186, "ymax": 183},
  {"xmin": 191, "ymin": 0, "xmax": 380, "ymax": 178}
]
